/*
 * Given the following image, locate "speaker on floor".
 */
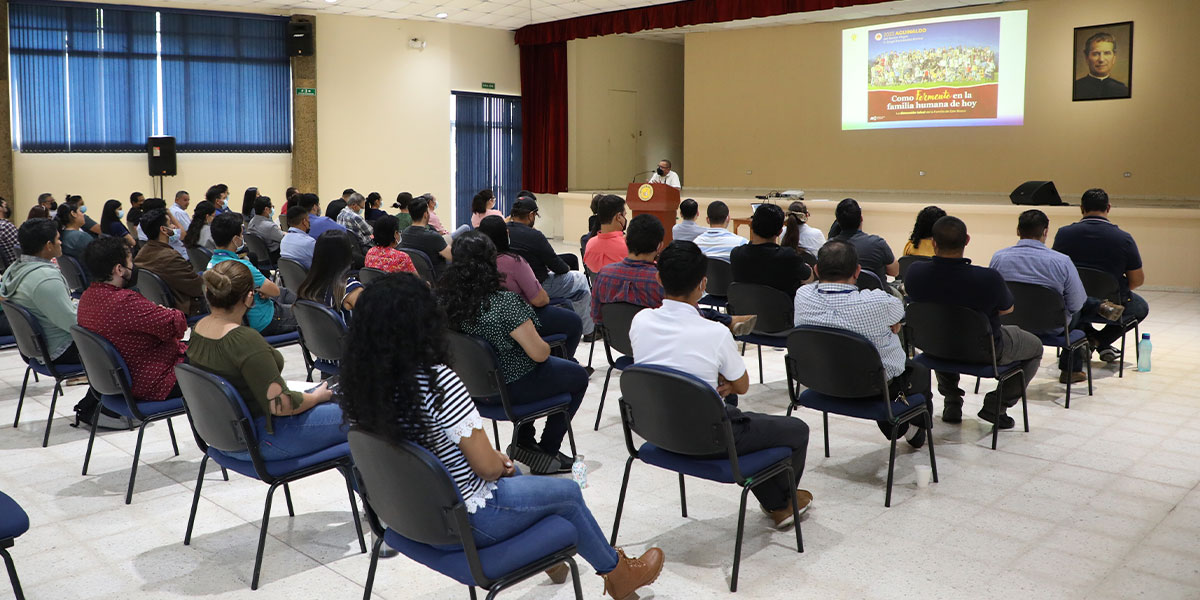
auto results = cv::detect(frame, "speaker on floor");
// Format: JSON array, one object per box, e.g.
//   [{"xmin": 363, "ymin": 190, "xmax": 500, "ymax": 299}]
[
  {"xmin": 1009, "ymin": 180, "xmax": 1064, "ymax": 206},
  {"xmin": 147, "ymin": 136, "xmax": 176, "ymax": 177},
  {"xmin": 288, "ymin": 21, "xmax": 314, "ymax": 57}
]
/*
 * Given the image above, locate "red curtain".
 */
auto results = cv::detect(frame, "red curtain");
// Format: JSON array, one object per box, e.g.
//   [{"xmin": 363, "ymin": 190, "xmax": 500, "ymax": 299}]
[
  {"xmin": 515, "ymin": 0, "xmax": 891, "ymax": 45},
  {"xmin": 519, "ymin": 42, "xmax": 568, "ymax": 194}
]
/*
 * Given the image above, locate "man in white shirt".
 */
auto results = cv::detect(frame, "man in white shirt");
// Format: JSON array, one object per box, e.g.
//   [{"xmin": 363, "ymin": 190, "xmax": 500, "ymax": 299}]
[
  {"xmin": 630, "ymin": 240, "xmax": 812, "ymax": 528},
  {"xmin": 672, "ymin": 198, "xmax": 705, "ymax": 242},
  {"xmin": 648, "ymin": 159, "xmax": 681, "ymax": 189},
  {"xmin": 170, "ymin": 191, "xmax": 192, "ymax": 231},
  {"xmin": 692, "ymin": 201, "xmax": 749, "ymax": 262}
]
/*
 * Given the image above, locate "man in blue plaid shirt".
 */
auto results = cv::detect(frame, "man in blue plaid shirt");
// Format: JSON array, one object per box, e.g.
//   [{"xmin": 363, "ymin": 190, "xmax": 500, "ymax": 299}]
[{"xmin": 336, "ymin": 192, "xmax": 374, "ymax": 252}]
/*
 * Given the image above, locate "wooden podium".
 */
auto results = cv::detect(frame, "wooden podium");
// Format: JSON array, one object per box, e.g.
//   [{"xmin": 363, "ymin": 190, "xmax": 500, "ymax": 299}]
[{"xmin": 626, "ymin": 182, "xmax": 680, "ymax": 245}]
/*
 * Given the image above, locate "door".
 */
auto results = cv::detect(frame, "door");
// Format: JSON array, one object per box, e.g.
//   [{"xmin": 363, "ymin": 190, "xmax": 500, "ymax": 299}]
[{"xmin": 605, "ymin": 89, "xmax": 638, "ymax": 189}]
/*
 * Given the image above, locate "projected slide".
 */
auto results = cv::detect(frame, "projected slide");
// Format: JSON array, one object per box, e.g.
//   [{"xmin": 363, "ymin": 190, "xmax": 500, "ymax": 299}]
[{"xmin": 842, "ymin": 10, "xmax": 1027, "ymax": 130}]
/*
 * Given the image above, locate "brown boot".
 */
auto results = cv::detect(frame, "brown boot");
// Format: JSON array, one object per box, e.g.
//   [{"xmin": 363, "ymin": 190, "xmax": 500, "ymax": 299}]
[
  {"xmin": 545, "ymin": 562, "xmax": 570, "ymax": 584},
  {"xmin": 601, "ymin": 547, "xmax": 665, "ymax": 599}
]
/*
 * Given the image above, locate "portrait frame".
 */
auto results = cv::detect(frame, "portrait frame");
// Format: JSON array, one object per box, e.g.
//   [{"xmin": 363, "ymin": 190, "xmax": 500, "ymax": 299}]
[{"xmin": 1072, "ymin": 21, "xmax": 1133, "ymax": 101}]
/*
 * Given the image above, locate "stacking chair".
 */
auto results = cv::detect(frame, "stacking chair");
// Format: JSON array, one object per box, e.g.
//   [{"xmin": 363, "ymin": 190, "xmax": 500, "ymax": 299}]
[
  {"xmin": 611, "ymin": 364, "xmax": 802, "ymax": 592},
  {"xmin": 906, "ymin": 302, "xmax": 1029, "ymax": 450},
  {"xmin": 856, "ymin": 270, "xmax": 884, "ymax": 291},
  {"xmin": 897, "ymin": 255, "xmax": 929, "ymax": 280},
  {"xmin": 348, "ymin": 429, "xmax": 583, "ymax": 600},
  {"xmin": 0, "ymin": 490, "xmax": 29, "ymax": 600},
  {"xmin": 727, "ymin": 282, "xmax": 795, "ymax": 383},
  {"xmin": 70, "ymin": 325, "xmax": 185, "ymax": 504},
  {"xmin": 186, "ymin": 246, "xmax": 214, "ymax": 273},
  {"xmin": 784, "ymin": 326, "xmax": 937, "ymax": 507},
  {"xmin": 2, "ymin": 300, "xmax": 87, "ymax": 448},
  {"xmin": 1001, "ymin": 282, "xmax": 1092, "ymax": 408},
  {"xmin": 446, "ymin": 332, "xmax": 578, "ymax": 460},
  {"xmin": 133, "ymin": 269, "xmax": 205, "ymax": 325},
  {"xmin": 292, "ymin": 300, "xmax": 346, "ymax": 380},
  {"xmin": 698, "ymin": 258, "xmax": 733, "ymax": 310},
  {"xmin": 357, "ymin": 267, "xmax": 388, "ymax": 285},
  {"xmin": 57, "ymin": 255, "xmax": 89, "ymax": 299},
  {"xmin": 594, "ymin": 303, "xmax": 645, "ymax": 430},
  {"xmin": 173, "ymin": 364, "xmax": 365, "ymax": 590},
  {"xmin": 1077, "ymin": 267, "xmax": 1141, "ymax": 378},
  {"xmin": 275, "ymin": 257, "xmax": 308, "ymax": 291},
  {"xmin": 242, "ymin": 231, "xmax": 276, "ymax": 277},
  {"xmin": 399, "ymin": 247, "xmax": 436, "ymax": 284}
]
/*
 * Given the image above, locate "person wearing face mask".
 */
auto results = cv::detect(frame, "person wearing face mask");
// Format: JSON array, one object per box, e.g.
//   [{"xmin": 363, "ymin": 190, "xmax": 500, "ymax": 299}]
[
  {"xmin": 135, "ymin": 209, "xmax": 207, "ymax": 317},
  {"xmin": 64, "ymin": 195, "xmax": 102, "ymax": 237},
  {"xmin": 0, "ymin": 197, "xmax": 18, "ymax": 272},
  {"xmin": 247, "ymin": 196, "xmax": 284, "ymax": 263},
  {"xmin": 101, "ymin": 199, "xmax": 136, "ymax": 248},
  {"xmin": 583, "ymin": 194, "xmax": 628, "ymax": 273},
  {"xmin": 55, "ymin": 204, "xmax": 92, "ymax": 261},
  {"xmin": 648, "ymin": 159, "xmax": 681, "ymax": 189},
  {"xmin": 78, "ymin": 236, "xmax": 188, "ymax": 404},
  {"xmin": 207, "ymin": 212, "xmax": 297, "ymax": 336},
  {"xmin": 335, "ymin": 192, "xmax": 374, "ymax": 252}
]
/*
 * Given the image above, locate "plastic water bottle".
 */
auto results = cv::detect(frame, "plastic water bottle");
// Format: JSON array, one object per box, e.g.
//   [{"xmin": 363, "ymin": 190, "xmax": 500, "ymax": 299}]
[
  {"xmin": 1137, "ymin": 333, "xmax": 1152, "ymax": 372},
  {"xmin": 571, "ymin": 455, "xmax": 588, "ymax": 489}
]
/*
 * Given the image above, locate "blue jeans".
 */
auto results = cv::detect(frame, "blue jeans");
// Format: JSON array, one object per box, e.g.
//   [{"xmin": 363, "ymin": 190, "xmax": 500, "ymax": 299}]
[
  {"xmin": 501, "ymin": 357, "xmax": 588, "ymax": 455},
  {"xmin": 543, "ymin": 271, "xmax": 594, "ymax": 335},
  {"xmin": 220, "ymin": 402, "xmax": 348, "ymax": 462},
  {"xmin": 1091, "ymin": 292, "xmax": 1149, "ymax": 349},
  {"xmin": 535, "ymin": 305, "xmax": 583, "ymax": 358},
  {"xmin": 453, "ymin": 475, "xmax": 619, "ymax": 574}
]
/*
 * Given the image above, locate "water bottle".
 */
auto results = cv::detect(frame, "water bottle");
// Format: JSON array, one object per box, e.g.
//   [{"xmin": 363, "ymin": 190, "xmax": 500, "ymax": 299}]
[
  {"xmin": 571, "ymin": 455, "xmax": 588, "ymax": 489},
  {"xmin": 1137, "ymin": 333, "xmax": 1152, "ymax": 372}
]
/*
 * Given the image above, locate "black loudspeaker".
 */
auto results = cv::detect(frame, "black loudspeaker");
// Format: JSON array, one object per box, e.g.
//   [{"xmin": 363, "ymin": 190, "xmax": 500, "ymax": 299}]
[
  {"xmin": 288, "ymin": 21, "xmax": 314, "ymax": 57},
  {"xmin": 1009, "ymin": 180, "xmax": 1063, "ymax": 206},
  {"xmin": 147, "ymin": 136, "xmax": 176, "ymax": 177}
]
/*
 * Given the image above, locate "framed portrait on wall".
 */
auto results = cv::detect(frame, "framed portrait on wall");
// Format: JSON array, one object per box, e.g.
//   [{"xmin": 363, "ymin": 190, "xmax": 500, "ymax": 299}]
[{"xmin": 1073, "ymin": 21, "xmax": 1133, "ymax": 101}]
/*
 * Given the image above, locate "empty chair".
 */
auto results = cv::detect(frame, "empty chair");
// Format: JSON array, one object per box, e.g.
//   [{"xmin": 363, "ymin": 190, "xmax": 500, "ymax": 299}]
[
  {"xmin": 594, "ymin": 303, "xmax": 645, "ymax": 430},
  {"xmin": 727, "ymin": 282, "xmax": 795, "ymax": 383},
  {"xmin": 1076, "ymin": 267, "xmax": 1141, "ymax": 378},
  {"xmin": 186, "ymin": 246, "xmax": 213, "ymax": 274},
  {"xmin": 1001, "ymin": 282, "xmax": 1092, "ymax": 408},
  {"xmin": 356, "ymin": 267, "xmax": 388, "ymax": 285},
  {"xmin": 292, "ymin": 299, "xmax": 346, "ymax": 380},
  {"xmin": 57, "ymin": 255, "xmax": 89, "ymax": 299},
  {"xmin": 0, "ymin": 490, "xmax": 29, "ymax": 600},
  {"xmin": 2, "ymin": 300, "xmax": 87, "ymax": 448},
  {"xmin": 275, "ymin": 257, "xmax": 308, "ymax": 291},
  {"xmin": 698, "ymin": 257, "xmax": 732, "ymax": 310}
]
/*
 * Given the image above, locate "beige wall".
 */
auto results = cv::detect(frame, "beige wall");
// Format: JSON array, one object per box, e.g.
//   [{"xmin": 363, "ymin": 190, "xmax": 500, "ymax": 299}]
[{"xmin": 684, "ymin": 0, "xmax": 1200, "ymax": 202}]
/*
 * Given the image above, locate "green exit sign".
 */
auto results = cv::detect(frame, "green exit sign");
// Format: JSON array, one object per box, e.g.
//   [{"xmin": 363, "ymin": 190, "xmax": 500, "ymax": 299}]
[
  {"xmin": 481, "ymin": 82, "xmax": 495, "ymax": 90},
  {"xmin": 295, "ymin": 87, "xmax": 316, "ymax": 96}
]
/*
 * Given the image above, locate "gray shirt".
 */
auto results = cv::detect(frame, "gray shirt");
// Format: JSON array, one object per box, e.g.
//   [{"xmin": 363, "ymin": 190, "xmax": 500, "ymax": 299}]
[
  {"xmin": 248, "ymin": 215, "xmax": 285, "ymax": 253},
  {"xmin": 672, "ymin": 219, "xmax": 706, "ymax": 243}
]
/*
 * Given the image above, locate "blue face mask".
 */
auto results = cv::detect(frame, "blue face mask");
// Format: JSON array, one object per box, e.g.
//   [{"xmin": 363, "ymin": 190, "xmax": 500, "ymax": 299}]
[
  {"xmin": 79, "ymin": 205, "xmax": 87, "ymax": 214},
  {"xmin": 168, "ymin": 229, "xmax": 181, "ymax": 244},
  {"xmin": 117, "ymin": 209, "xmax": 125, "ymax": 219}
]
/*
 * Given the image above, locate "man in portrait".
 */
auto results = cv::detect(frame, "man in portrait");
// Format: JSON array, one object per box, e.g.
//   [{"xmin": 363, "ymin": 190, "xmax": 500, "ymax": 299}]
[{"xmin": 1073, "ymin": 31, "xmax": 1130, "ymax": 100}]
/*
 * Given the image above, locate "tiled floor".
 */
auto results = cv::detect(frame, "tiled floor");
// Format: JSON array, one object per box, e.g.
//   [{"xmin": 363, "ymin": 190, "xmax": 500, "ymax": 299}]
[{"xmin": 2, "ymin": 289, "xmax": 1199, "ymax": 599}]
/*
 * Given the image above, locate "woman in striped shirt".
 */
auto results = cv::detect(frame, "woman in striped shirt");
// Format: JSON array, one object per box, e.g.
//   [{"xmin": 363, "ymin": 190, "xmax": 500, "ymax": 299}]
[{"xmin": 338, "ymin": 274, "xmax": 664, "ymax": 599}]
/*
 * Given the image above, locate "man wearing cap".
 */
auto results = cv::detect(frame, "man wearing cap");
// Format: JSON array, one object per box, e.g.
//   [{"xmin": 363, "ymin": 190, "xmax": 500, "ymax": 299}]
[{"xmin": 508, "ymin": 194, "xmax": 595, "ymax": 339}]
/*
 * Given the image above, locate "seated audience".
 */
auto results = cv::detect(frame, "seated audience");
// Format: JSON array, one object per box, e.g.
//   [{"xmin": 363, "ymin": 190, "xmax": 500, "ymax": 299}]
[
  {"xmin": 296, "ymin": 193, "xmax": 346, "ymax": 240},
  {"xmin": 421, "ymin": 193, "xmax": 449, "ymax": 235},
  {"xmin": 438, "ymin": 232, "xmax": 588, "ymax": 475},
  {"xmin": 136, "ymin": 198, "xmax": 188, "ymax": 259},
  {"xmin": 672, "ymin": 198, "xmax": 705, "ymax": 243},
  {"xmin": 247, "ymin": 196, "xmax": 284, "ymax": 261},
  {"xmin": 26, "ymin": 205, "xmax": 50, "ymax": 221},
  {"xmin": 692, "ymin": 201, "xmax": 749, "ymax": 261},
  {"xmin": 188, "ymin": 260, "xmax": 342, "ymax": 460},
  {"xmin": 401, "ymin": 196, "xmax": 452, "ymax": 277},
  {"xmin": 207, "ymin": 212, "xmax": 297, "ymax": 336},
  {"xmin": 0, "ymin": 197, "xmax": 18, "ymax": 272},
  {"xmin": 830, "ymin": 198, "xmax": 898, "ymax": 284},
  {"xmin": 905, "ymin": 216, "xmax": 1043, "ymax": 428},
  {"xmin": 363, "ymin": 192, "xmax": 386, "ymax": 223},
  {"xmin": 31, "ymin": 193, "xmax": 55, "ymax": 220},
  {"xmin": 583, "ymin": 194, "xmax": 628, "ymax": 273},
  {"xmin": 338, "ymin": 274, "xmax": 664, "ymax": 599},
  {"xmin": 630, "ymin": 240, "xmax": 812, "ymax": 527},
  {"xmin": 170, "ymin": 190, "xmax": 192, "ymax": 232},
  {"xmin": 336, "ymin": 192, "xmax": 374, "ymax": 252},
  {"xmin": 1052, "ymin": 188, "xmax": 1149, "ymax": 363},
  {"xmin": 298, "ymin": 230, "xmax": 363, "ymax": 324},
  {"xmin": 101, "ymin": 199, "xmax": 135, "ymax": 248},
  {"xmin": 78, "ymin": 236, "xmax": 187, "ymax": 401},
  {"xmin": 508, "ymin": 196, "xmax": 595, "ymax": 339},
  {"xmin": 903, "ymin": 206, "xmax": 946, "ymax": 257},
  {"xmin": 364, "ymin": 215, "xmax": 418, "ymax": 275},
  {"xmin": 392, "ymin": 192, "xmax": 414, "ymax": 230},
  {"xmin": 135, "ymin": 209, "xmax": 207, "ymax": 316},
  {"xmin": 780, "ymin": 201, "xmax": 824, "ymax": 259},
  {"xmin": 56, "ymin": 204, "xmax": 92, "ymax": 261},
  {"xmin": 64, "ymin": 195, "xmax": 101, "ymax": 237},
  {"xmin": 206, "ymin": 184, "xmax": 230, "ymax": 215},
  {"xmin": 328, "ymin": 188, "xmax": 354, "ymax": 219},
  {"xmin": 239, "ymin": 187, "xmax": 260, "ymax": 223},
  {"xmin": 183, "ymin": 201, "xmax": 217, "ymax": 250},
  {"xmin": 470, "ymin": 189, "xmax": 504, "ymax": 228},
  {"xmin": 126, "ymin": 192, "xmax": 145, "ymax": 236},
  {"xmin": 730, "ymin": 204, "xmax": 813, "ymax": 298},
  {"xmin": 479, "ymin": 215, "xmax": 583, "ymax": 359},
  {"xmin": 794, "ymin": 240, "xmax": 930, "ymax": 446},
  {"xmin": 281, "ymin": 206, "xmax": 317, "ymax": 270}
]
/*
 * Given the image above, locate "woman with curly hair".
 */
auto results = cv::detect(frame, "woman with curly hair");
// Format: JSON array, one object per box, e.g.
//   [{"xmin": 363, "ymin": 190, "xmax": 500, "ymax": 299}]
[
  {"xmin": 437, "ymin": 231, "xmax": 588, "ymax": 475},
  {"xmin": 339, "ymin": 274, "xmax": 663, "ymax": 599},
  {"xmin": 903, "ymin": 205, "xmax": 946, "ymax": 257}
]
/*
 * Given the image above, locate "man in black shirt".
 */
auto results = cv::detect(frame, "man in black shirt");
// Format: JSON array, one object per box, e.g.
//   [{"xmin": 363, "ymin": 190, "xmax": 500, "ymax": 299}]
[
  {"xmin": 905, "ymin": 216, "xmax": 1043, "ymax": 429},
  {"xmin": 400, "ymin": 196, "xmax": 451, "ymax": 277},
  {"xmin": 507, "ymin": 197, "xmax": 594, "ymax": 337},
  {"xmin": 731, "ymin": 203, "xmax": 812, "ymax": 298},
  {"xmin": 830, "ymin": 198, "xmax": 897, "ymax": 285}
]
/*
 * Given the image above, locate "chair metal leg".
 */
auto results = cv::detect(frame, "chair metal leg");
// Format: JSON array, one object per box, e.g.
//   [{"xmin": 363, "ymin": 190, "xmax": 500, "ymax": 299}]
[
  {"xmin": 786, "ymin": 466, "xmax": 803, "ymax": 553},
  {"xmin": 587, "ymin": 336, "xmax": 596, "ymax": 368},
  {"xmin": 1065, "ymin": 352, "xmax": 1073, "ymax": 410},
  {"xmin": 609, "ymin": 457, "xmax": 634, "ymax": 546},
  {"xmin": 252, "ymin": 482, "xmax": 282, "ymax": 589},
  {"xmin": 469, "ymin": 586, "xmax": 478, "ymax": 600},
  {"xmin": 926, "ymin": 413, "xmax": 939, "ymax": 483},
  {"xmin": 167, "ymin": 417, "xmax": 180, "ymax": 456},
  {"xmin": 125, "ymin": 422, "xmax": 149, "ymax": 504},
  {"xmin": 974, "ymin": 376, "xmax": 980, "ymax": 394},
  {"xmin": 13, "ymin": 366, "xmax": 31, "ymax": 428},
  {"xmin": 362, "ymin": 534, "xmax": 384, "ymax": 600},
  {"xmin": 340, "ymin": 465, "xmax": 367, "ymax": 553},
  {"xmin": 1118, "ymin": 327, "xmax": 1126, "ymax": 378},
  {"xmin": 595, "ymin": 367, "xmax": 614, "ymax": 431},
  {"xmin": 81, "ymin": 398, "xmax": 102, "ymax": 475},
  {"xmin": 1, "ymin": 547, "xmax": 24, "ymax": 600},
  {"xmin": 1086, "ymin": 351, "xmax": 1094, "ymax": 396},
  {"xmin": 283, "ymin": 483, "xmax": 295, "ymax": 517},
  {"xmin": 678, "ymin": 474, "xmax": 688, "ymax": 518},
  {"xmin": 221, "ymin": 466, "xmax": 229, "ymax": 481},
  {"xmin": 822, "ymin": 412, "xmax": 831, "ymax": 458},
  {"xmin": 757, "ymin": 345, "xmax": 764, "ymax": 384},
  {"xmin": 41, "ymin": 380, "xmax": 62, "ymax": 448},
  {"xmin": 567, "ymin": 557, "xmax": 583, "ymax": 599},
  {"xmin": 491, "ymin": 421, "xmax": 501, "ymax": 451},
  {"xmin": 885, "ymin": 426, "xmax": 899, "ymax": 507},
  {"xmin": 730, "ymin": 485, "xmax": 751, "ymax": 592},
  {"xmin": 990, "ymin": 411, "xmax": 1000, "ymax": 451},
  {"xmin": 184, "ymin": 455, "xmax": 209, "ymax": 545},
  {"xmin": 564, "ymin": 419, "xmax": 578, "ymax": 459}
]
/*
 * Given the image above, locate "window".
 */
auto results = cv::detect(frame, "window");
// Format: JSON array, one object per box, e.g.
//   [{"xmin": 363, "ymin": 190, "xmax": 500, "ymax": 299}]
[
  {"xmin": 451, "ymin": 92, "xmax": 522, "ymax": 227},
  {"xmin": 8, "ymin": 1, "xmax": 291, "ymax": 153}
]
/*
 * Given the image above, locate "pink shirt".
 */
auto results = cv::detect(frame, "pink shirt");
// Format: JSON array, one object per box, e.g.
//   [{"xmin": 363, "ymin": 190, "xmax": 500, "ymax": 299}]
[
  {"xmin": 584, "ymin": 231, "xmax": 628, "ymax": 274},
  {"xmin": 497, "ymin": 253, "xmax": 543, "ymax": 303},
  {"xmin": 471, "ymin": 209, "xmax": 505, "ymax": 228},
  {"xmin": 428, "ymin": 210, "xmax": 448, "ymax": 235}
]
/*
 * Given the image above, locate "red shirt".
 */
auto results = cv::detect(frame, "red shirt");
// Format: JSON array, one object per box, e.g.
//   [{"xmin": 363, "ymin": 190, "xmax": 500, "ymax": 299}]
[
  {"xmin": 365, "ymin": 246, "xmax": 418, "ymax": 274},
  {"xmin": 583, "ymin": 231, "xmax": 628, "ymax": 274},
  {"xmin": 77, "ymin": 283, "xmax": 188, "ymax": 401}
]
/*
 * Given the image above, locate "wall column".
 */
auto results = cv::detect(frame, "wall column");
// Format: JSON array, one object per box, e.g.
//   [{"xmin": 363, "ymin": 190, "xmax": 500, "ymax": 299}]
[
  {"xmin": 290, "ymin": 15, "xmax": 318, "ymax": 194},
  {"xmin": 0, "ymin": 0, "xmax": 16, "ymax": 213}
]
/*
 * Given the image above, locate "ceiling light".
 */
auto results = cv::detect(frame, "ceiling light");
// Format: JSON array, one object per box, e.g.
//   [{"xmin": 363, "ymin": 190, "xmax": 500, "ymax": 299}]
[
  {"xmin": 435, "ymin": 12, "xmax": 448, "ymax": 18},
  {"xmin": 325, "ymin": 0, "xmax": 337, "ymax": 3}
]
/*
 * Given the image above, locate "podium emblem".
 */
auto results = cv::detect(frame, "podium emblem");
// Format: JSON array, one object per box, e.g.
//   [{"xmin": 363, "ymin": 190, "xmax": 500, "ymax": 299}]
[{"xmin": 637, "ymin": 184, "xmax": 654, "ymax": 202}]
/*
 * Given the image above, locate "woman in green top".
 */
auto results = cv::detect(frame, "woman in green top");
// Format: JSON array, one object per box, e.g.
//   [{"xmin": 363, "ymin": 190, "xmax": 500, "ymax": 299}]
[
  {"xmin": 187, "ymin": 260, "xmax": 345, "ymax": 461},
  {"xmin": 437, "ymin": 232, "xmax": 589, "ymax": 475}
]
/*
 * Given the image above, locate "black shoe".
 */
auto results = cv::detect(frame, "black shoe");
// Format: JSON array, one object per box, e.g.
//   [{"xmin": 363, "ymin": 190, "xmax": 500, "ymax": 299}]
[
  {"xmin": 554, "ymin": 452, "xmax": 575, "ymax": 473},
  {"xmin": 583, "ymin": 366, "xmax": 595, "ymax": 377},
  {"xmin": 905, "ymin": 427, "xmax": 927, "ymax": 449},
  {"xmin": 507, "ymin": 442, "xmax": 558, "ymax": 474},
  {"xmin": 977, "ymin": 408, "xmax": 1015, "ymax": 430},
  {"xmin": 582, "ymin": 331, "xmax": 601, "ymax": 343},
  {"xmin": 942, "ymin": 399, "xmax": 963, "ymax": 424}
]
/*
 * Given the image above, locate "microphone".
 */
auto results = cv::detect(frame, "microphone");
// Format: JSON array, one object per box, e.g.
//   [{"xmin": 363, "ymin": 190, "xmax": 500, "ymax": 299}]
[{"xmin": 631, "ymin": 170, "xmax": 655, "ymax": 183}]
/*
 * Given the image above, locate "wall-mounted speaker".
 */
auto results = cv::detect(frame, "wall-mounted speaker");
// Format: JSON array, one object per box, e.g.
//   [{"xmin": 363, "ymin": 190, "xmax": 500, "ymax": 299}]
[
  {"xmin": 147, "ymin": 136, "xmax": 176, "ymax": 177},
  {"xmin": 288, "ymin": 21, "xmax": 314, "ymax": 57}
]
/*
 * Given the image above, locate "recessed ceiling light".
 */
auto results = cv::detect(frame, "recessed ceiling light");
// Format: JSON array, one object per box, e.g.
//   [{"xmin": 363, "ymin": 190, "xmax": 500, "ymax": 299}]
[
  {"xmin": 325, "ymin": 0, "xmax": 337, "ymax": 3},
  {"xmin": 435, "ymin": 12, "xmax": 448, "ymax": 18}
]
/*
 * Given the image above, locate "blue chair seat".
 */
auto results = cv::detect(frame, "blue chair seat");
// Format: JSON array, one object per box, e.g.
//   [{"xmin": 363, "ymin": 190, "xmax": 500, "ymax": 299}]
[
  {"xmin": 314, "ymin": 359, "xmax": 340, "ymax": 376},
  {"xmin": 613, "ymin": 355, "xmax": 634, "ymax": 370},
  {"xmin": 638, "ymin": 443, "xmax": 791, "ymax": 485},
  {"xmin": 699, "ymin": 294, "xmax": 727, "ymax": 309},
  {"xmin": 209, "ymin": 441, "xmax": 351, "ymax": 479},
  {"xmin": 28, "ymin": 359, "xmax": 85, "ymax": 378},
  {"xmin": 1035, "ymin": 328, "xmax": 1086, "ymax": 347},
  {"xmin": 913, "ymin": 354, "xmax": 1021, "ymax": 378},
  {"xmin": 263, "ymin": 331, "xmax": 300, "ymax": 347},
  {"xmin": 475, "ymin": 393, "xmax": 573, "ymax": 422},
  {"xmin": 735, "ymin": 332, "xmax": 789, "ymax": 348},
  {"xmin": 0, "ymin": 335, "xmax": 15, "ymax": 348},
  {"xmin": 383, "ymin": 515, "xmax": 577, "ymax": 587},
  {"xmin": 0, "ymin": 490, "xmax": 30, "ymax": 540},
  {"xmin": 797, "ymin": 390, "xmax": 928, "ymax": 422},
  {"xmin": 100, "ymin": 395, "xmax": 185, "ymax": 420}
]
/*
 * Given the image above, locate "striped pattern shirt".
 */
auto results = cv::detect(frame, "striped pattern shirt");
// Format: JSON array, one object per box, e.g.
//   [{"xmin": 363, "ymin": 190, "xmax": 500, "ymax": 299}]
[
  {"xmin": 413, "ymin": 365, "xmax": 496, "ymax": 513},
  {"xmin": 692, "ymin": 227, "xmax": 749, "ymax": 262}
]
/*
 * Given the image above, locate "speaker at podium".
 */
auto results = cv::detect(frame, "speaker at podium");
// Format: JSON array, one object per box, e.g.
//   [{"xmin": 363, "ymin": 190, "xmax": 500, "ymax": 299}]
[{"xmin": 626, "ymin": 182, "xmax": 680, "ymax": 245}]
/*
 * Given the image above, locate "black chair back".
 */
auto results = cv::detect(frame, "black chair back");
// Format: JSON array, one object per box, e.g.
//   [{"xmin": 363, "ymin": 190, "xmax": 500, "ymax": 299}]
[
  {"xmin": 446, "ymin": 331, "xmax": 505, "ymax": 400},
  {"xmin": 187, "ymin": 246, "xmax": 213, "ymax": 273},
  {"xmin": 69, "ymin": 325, "xmax": 139, "ymax": 408},
  {"xmin": 134, "ymin": 268, "xmax": 176, "ymax": 308},
  {"xmin": 705, "ymin": 258, "xmax": 733, "ymax": 297},
  {"xmin": 905, "ymin": 302, "xmax": 996, "ymax": 364},
  {"xmin": 786, "ymin": 326, "xmax": 888, "ymax": 399},
  {"xmin": 1001, "ymin": 282, "xmax": 1067, "ymax": 333},
  {"xmin": 1076, "ymin": 267, "xmax": 1122, "ymax": 303},
  {"xmin": 856, "ymin": 269, "xmax": 884, "ymax": 291},
  {"xmin": 276, "ymin": 258, "xmax": 308, "ymax": 290},
  {"xmin": 599, "ymin": 303, "xmax": 643, "ymax": 358},
  {"xmin": 727, "ymin": 282, "xmax": 793, "ymax": 333},
  {"xmin": 242, "ymin": 232, "xmax": 273, "ymax": 268},
  {"xmin": 357, "ymin": 267, "xmax": 387, "ymax": 285},
  {"xmin": 619, "ymin": 364, "xmax": 730, "ymax": 457},
  {"xmin": 1, "ymin": 300, "xmax": 54, "ymax": 367},
  {"xmin": 897, "ymin": 255, "xmax": 929, "ymax": 280},
  {"xmin": 173, "ymin": 363, "xmax": 254, "ymax": 455},
  {"xmin": 399, "ymin": 248, "xmax": 436, "ymax": 284},
  {"xmin": 58, "ymin": 255, "xmax": 89, "ymax": 295},
  {"xmin": 293, "ymin": 300, "xmax": 347, "ymax": 363}
]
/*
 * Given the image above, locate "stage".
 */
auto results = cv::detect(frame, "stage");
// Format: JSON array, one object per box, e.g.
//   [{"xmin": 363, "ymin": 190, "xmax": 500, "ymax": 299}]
[{"xmin": 560, "ymin": 189, "xmax": 1200, "ymax": 290}]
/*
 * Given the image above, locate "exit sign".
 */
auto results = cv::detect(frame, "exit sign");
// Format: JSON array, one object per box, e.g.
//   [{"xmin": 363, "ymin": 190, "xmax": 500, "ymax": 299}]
[
  {"xmin": 295, "ymin": 87, "xmax": 316, "ymax": 96},
  {"xmin": 481, "ymin": 82, "xmax": 495, "ymax": 90}
]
